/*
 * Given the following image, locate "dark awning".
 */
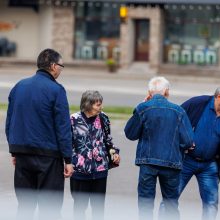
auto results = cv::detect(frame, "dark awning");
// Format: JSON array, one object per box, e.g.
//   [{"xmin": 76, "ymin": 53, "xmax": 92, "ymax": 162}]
[
  {"xmin": 70, "ymin": 0, "xmax": 220, "ymax": 4},
  {"xmin": 8, "ymin": 0, "xmax": 220, "ymax": 7}
]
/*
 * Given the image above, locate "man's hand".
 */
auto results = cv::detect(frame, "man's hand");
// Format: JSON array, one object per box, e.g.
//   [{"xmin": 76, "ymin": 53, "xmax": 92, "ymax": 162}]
[
  {"xmin": 143, "ymin": 92, "xmax": 152, "ymax": 102},
  {"xmin": 64, "ymin": 164, "xmax": 74, "ymax": 178},
  {"xmin": 12, "ymin": 157, "xmax": 16, "ymax": 166}
]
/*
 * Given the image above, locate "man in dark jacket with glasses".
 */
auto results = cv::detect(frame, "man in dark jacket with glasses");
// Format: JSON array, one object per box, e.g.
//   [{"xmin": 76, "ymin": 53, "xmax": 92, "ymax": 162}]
[{"xmin": 5, "ymin": 48, "xmax": 73, "ymax": 220}]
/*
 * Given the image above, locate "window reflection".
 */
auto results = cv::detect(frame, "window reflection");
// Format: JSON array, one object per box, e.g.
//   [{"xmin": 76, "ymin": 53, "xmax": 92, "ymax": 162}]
[
  {"xmin": 74, "ymin": 2, "xmax": 120, "ymax": 61},
  {"xmin": 164, "ymin": 5, "xmax": 220, "ymax": 65}
]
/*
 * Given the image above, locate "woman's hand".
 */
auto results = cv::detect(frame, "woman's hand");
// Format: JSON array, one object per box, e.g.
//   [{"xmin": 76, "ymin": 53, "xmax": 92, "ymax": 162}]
[{"xmin": 113, "ymin": 154, "xmax": 120, "ymax": 165}]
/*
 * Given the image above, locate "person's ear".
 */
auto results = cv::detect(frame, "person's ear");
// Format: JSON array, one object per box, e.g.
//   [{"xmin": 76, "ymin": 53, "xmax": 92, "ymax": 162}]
[
  {"xmin": 50, "ymin": 63, "xmax": 56, "ymax": 72},
  {"xmin": 164, "ymin": 89, "xmax": 169, "ymax": 98}
]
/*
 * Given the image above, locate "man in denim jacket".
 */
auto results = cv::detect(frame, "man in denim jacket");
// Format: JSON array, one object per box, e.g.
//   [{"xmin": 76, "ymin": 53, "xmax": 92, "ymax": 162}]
[{"xmin": 124, "ymin": 76, "xmax": 194, "ymax": 220}]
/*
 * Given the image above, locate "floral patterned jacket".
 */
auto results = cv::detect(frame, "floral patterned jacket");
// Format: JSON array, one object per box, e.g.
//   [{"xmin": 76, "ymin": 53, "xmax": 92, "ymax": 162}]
[{"xmin": 70, "ymin": 111, "xmax": 119, "ymax": 176}]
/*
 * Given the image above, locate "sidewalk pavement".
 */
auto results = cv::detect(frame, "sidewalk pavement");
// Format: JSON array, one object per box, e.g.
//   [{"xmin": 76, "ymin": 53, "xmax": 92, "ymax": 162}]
[
  {"xmin": 1, "ymin": 64, "xmax": 220, "ymax": 82},
  {"xmin": 0, "ymin": 65, "xmax": 220, "ymax": 103}
]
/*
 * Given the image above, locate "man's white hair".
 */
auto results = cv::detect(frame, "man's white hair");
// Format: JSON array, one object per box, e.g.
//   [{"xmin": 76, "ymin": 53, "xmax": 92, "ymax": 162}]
[{"xmin": 148, "ymin": 76, "xmax": 170, "ymax": 95}]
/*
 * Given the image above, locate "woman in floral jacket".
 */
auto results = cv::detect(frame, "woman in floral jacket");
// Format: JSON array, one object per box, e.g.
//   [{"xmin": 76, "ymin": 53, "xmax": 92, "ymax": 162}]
[{"xmin": 70, "ymin": 90, "xmax": 120, "ymax": 220}]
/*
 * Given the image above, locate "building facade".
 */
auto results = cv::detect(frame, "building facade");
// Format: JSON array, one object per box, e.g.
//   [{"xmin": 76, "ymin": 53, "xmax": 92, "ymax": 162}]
[{"xmin": 0, "ymin": 0, "xmax": 220, "ymax": 75}]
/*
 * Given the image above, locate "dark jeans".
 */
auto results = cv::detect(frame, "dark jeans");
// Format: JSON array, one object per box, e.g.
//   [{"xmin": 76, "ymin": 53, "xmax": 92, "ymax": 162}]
[
  {"xmin": 138, "ymin": 164, "xmax": 180, "ymax": 220},
  {"xmin": 70, "ymin": 177, "xmax": 107, "ymax": 220},
  {"xmin": 179, "ymin": 155, "xmax": 219, "ymax": 220},
  {"xmin": 14, "ymin": 154, "xmax": 64, "ymax": 220}
]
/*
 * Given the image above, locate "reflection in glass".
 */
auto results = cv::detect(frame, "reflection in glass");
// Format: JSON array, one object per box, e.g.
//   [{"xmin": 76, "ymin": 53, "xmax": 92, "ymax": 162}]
[
  {"xmin": 74, "ymin": 2, "xmax": 120, "ymax": 61},
  {"xmin": 164, "ymin": 5, "xmax": 220, "ymax": 65}
]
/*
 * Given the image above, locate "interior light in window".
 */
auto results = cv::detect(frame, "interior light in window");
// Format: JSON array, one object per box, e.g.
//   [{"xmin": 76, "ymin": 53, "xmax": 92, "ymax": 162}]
[{"xmin": 181, "ymin": 5, "xmax": 186, "ymax": 10}]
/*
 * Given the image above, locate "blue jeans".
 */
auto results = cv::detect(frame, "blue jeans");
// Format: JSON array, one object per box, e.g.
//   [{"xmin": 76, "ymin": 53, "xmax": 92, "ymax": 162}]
[
  {"xmin": 179, "ymin": 155, "xmax": 219, "ymax": 220},
  {"xmin": 138, "ymin": 164, "xmax": 180, "ymax": 220}
]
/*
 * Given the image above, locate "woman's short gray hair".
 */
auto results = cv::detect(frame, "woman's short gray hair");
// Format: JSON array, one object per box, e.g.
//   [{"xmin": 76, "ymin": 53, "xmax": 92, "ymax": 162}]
[
  {"xmin": 80, "ymin": 90, "xmax": 103, "ymax": 112},
  {"xmin": 148, "ymin": 76, "xmax": 170, "ymax": 95}
]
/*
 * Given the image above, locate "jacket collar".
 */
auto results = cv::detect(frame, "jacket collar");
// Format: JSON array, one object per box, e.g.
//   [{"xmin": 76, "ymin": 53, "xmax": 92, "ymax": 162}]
[
  {"xmin": 152, "ymin": 94, "xmax": 166, "ymax": 100},
  {"xmin": 36, "ymin": 69, "xmax": 56, "ymax": 81},
  {"xmin": 209, "ymin": 97, "xmax": 215, "ymax": 112}
]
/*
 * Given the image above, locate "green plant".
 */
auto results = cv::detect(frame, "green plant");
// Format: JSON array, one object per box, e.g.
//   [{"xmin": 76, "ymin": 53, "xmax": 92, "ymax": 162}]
[{"xmin": 106, "ymin": 58, "xmax": 116, "ymax": 66}]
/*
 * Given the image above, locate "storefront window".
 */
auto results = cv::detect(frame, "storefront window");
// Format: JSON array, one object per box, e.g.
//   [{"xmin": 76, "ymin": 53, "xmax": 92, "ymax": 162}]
[
  {"xmin": 74, "ymin": 2, "xmax": 120, "ymax": 61},
  {"xmin": 164, "ymin": 5, "xmax": 220, "ymax": 65}
]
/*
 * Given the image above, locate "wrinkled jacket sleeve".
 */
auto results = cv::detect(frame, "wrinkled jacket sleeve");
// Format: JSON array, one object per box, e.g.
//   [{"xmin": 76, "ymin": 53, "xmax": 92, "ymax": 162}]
[
  {"xmin": 124, "ymin": 108, "xmax": 143, "ymax": 141},
  {"xmin": 54, "ymin": 87, "xmax": 72, "ymax": 163},
  {"xmin": 179, "ymin": 111, "xmax": 194, "ymax": 150}
]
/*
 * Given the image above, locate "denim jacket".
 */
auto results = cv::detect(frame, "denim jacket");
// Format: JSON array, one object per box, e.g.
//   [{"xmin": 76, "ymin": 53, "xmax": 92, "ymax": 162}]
[{"xmin": 124, "ymin": 94, "xmax": 194, "ymax": 170}]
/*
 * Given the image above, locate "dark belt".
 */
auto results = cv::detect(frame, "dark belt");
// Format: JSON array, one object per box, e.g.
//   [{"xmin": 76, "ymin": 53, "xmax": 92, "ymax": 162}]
[{"xmin": 186, "ymin": 154, "xmax": 214, "ymax": 162}]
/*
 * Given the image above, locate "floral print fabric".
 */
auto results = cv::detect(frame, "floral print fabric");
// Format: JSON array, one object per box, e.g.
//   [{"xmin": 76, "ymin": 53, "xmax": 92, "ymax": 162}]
[{"xmin": 70, "ymin": 112, "xmax": 117, "ymax": 174}]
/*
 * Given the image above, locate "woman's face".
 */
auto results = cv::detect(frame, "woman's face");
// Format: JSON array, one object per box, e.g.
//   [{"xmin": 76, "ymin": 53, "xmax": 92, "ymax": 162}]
[{"xmin": 89, "ymin": 101, "xmax": 103, "ymax": 116}]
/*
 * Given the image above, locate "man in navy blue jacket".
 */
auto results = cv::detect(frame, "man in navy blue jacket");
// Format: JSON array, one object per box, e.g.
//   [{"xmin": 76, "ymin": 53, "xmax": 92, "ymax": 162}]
[
  {"xmin": 179, "ymin": 91, "xmax": 220, "ymax": 220},
  {"xmin": 124, "ymin": 76, "xmax": 194, "ymax": 220},
  {"xmin": 5, "ymin": 48, "xmax": 73, "ymax": 220}
]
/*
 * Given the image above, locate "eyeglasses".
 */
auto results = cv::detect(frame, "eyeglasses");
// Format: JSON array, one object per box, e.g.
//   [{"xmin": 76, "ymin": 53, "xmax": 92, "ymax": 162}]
[{"xmin": 56, "ymin": 63, "xmax": 64, "ymax": 68}]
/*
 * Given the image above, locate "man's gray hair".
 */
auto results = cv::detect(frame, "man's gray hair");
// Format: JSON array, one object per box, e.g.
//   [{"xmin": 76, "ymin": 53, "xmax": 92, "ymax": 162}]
[
  {"xmin": 214, "ymin": 87, "xmax": 220, "ymax": 97},
  {"xmin": 148, "ymin": 76, "xmax": 170, "ymax": 95},
  {"xmin": 80, "ymin": 90, "xmax": 103, "ymax": 112}
]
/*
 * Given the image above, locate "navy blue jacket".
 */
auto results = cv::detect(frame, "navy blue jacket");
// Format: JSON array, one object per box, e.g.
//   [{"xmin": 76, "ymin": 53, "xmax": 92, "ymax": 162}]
[
  {"xmin": 5, "ymin": 70, "xmax": 72, "ymax": 163},
  {"xmin": 181, "ymin": 95, "xmax": 220, "ymax": 161},
  {"xmin": 124, "ymin": 94, "xmax": 194, "ymax": 170},
  {"xmin": 181, "ymin": 95, "xmax": 212, "ymax": 130}
]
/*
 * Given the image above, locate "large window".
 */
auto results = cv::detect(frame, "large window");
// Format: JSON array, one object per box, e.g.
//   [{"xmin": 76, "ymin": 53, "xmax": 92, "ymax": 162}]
[
  {"xmin": 164, "ymin": 5, "xmax": 220, "ymax": 65},
  {"xmin": 74, "ymin": 2, "xmax": 120, "ymax": 61}
]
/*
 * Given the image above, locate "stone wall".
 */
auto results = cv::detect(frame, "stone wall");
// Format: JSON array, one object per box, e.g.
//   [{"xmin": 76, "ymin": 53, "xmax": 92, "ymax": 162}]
[{"xmin": 51, "ymin": 6, "xmax": 74, "ymax": 62}]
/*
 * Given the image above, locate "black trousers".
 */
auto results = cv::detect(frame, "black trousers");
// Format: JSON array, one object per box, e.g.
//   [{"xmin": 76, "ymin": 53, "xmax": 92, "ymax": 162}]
[
  {"xmin": 14, "ymin": 154, "xmax": 64, "ymax": 220},
  {"xmin": 70, "ymin": 177, "xmax": 107, "ymax": 220}
]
